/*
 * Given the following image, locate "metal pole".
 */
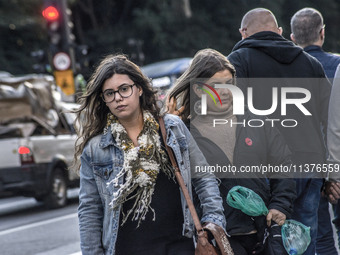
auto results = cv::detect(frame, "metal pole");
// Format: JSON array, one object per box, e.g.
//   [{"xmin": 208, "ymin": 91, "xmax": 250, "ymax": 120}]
[{"xmin": 60, "ymin": 0, "xmax": 76, "ymax": 73}]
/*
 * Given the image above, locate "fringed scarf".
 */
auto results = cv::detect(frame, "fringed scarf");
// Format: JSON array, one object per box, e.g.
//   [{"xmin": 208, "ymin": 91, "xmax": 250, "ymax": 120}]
[{"xmin": 105, "ymin": 111, "xmax": 173, "ymax": 227}]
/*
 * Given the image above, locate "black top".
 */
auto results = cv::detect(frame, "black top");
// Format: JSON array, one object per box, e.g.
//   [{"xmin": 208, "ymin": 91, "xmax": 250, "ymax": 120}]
[
  {"xmin": 191, "ymin": 109, "xmax": 296, "ymax": 235},
  {"xmin": 115, "ymin": 166, "xmax": 192, "ymax": 254}
]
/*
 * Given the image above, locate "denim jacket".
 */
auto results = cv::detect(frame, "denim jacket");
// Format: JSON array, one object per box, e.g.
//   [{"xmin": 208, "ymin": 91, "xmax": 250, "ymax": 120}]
[{"xmin": 78, "ymin": 114, "xmax": 226, "ymax": 255}]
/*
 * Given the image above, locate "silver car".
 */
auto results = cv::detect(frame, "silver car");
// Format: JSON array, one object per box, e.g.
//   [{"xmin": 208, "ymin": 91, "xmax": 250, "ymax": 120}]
[{"xmin": 0, "ymin": 74, "xmax": 79, "ymax": 208}]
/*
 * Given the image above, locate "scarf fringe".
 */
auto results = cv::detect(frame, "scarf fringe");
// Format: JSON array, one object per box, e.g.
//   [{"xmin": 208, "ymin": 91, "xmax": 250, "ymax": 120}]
[{"xmin": 106, "ymin": 111, "xmax": 173, "ymax": 227}]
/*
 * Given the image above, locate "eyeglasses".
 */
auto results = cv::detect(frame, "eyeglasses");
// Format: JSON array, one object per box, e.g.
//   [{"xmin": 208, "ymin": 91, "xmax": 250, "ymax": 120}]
[{"xmin": 101, "ymin": 84, "xmax": 135, "ymax": 103}]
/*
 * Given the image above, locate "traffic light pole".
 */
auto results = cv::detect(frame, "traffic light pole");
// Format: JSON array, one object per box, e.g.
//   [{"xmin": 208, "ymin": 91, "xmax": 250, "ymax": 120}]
[
  {"xmin": 60, "ymin": 0, "xmax": 76, "ymax": 73},
  {"xmin": 43, "ymin": 0, "xmax": 76, "ymax": 102}
]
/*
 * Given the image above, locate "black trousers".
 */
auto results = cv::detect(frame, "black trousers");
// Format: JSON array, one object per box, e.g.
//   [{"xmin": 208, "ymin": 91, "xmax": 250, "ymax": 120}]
[{"xmin": 228, "ymin": 233, "xmax": 259, "ymax": 255}]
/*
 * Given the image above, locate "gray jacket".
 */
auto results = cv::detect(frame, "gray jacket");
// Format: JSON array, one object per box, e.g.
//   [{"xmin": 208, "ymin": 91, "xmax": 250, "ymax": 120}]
[
  {"xmin": 78, "ymin": 114, "xmax": 226, "ymax": 255},
  {"xmin": 328, "ymin": 64, "xmax": 340, "ymax": 181}
]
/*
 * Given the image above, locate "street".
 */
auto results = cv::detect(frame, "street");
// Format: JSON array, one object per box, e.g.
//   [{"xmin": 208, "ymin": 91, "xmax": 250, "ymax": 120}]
[{"xmin": 0, "ymin": 189, "xmax": 81, "ymax": 255}]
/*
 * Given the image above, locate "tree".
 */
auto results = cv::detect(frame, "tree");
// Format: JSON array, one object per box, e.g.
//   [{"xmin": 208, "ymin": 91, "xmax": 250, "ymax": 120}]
[
  {"xmin": 0, "ymin": 0, "xmax": 339, "ymax": 75},
  {"xmin": 0, "ymin": 0, "xmax": 48, "ymax": 74}
]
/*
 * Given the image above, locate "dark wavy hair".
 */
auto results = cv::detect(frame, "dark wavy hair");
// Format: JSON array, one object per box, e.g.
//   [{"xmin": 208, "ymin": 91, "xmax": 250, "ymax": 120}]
[
  {"xmin": 168, "ymin": 48, "xmax": 236, "ymax": 124},
  {"xmin": 72, "ymin": 54, "xmax": 159, "ymax": 172}
]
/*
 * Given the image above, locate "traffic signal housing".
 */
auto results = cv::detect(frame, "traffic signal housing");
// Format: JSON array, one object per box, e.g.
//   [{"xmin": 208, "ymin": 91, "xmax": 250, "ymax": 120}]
[
  {"xmin": 42, "ymin": 0, "xmax": 76, "ymax": 98},
  {"xmin": 42, "ymin": 1, "xmax": 62, "ymax": 51}
]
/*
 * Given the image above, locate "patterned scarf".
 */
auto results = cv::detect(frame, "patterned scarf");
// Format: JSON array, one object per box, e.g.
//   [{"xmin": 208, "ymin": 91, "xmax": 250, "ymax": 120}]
[{"xmin": 105, "ymin": 111, "xmax": 173, "ymax": 227}]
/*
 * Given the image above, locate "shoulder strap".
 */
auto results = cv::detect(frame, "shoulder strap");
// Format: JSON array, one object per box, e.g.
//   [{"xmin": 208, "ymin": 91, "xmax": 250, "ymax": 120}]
[{"xmin": 158, "ymin": 117, "xmax": 204, "ymax": 234}]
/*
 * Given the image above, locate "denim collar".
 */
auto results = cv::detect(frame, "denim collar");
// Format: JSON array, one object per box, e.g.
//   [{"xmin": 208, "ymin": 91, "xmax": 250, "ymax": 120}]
[{"xmin": 99, "ymin": 125, "xmax": 116, "ymax": 149}]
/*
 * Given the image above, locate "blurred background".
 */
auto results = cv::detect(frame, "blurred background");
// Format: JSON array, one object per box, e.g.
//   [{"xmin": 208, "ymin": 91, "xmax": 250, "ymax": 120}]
[
  {"xmin": 0, "ymin": 1, "xmax": 339, "ymax": 254},
  {"xmin": 1, "ymin": 0, "xmax": 339, "ymax": 79}
]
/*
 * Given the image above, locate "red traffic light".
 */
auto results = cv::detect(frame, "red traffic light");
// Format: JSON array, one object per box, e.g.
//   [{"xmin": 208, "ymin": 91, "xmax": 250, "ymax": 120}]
[{"xmin": 42, "ymin": 6, "xmax": 59, "ymax": 21}]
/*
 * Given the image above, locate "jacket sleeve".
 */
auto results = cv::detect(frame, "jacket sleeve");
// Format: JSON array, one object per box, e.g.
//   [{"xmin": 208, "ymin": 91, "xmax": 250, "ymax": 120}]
[
  {"xmin": 178, "ymin": 119, "xmax": 226, "ymax": 229},
  {"xmin": 264, "ymin": 121, "xmax": 297, "ymax": 218},
  {"xmin": 78, "ymin": 148, "xmax": 105, "ymax": 255},
  {"xmin": 328, "ymin": 64, "xmax": 340, "ymax": 181},
  {"xmin": 316, "ymin": 63, "xmax": 331, "ymax": 153}
]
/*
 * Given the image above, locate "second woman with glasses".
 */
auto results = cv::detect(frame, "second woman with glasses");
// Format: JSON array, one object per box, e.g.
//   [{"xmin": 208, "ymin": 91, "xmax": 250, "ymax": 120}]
[{"xmin": 73, "ymin": 54, "xmax": 226, "ymax": 255}]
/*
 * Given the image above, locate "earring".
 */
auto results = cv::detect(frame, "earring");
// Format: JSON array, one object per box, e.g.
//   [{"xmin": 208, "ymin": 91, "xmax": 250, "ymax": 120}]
[{"xmin": 193, "ymin": 100, "xmax": 202, "ymax": 115}]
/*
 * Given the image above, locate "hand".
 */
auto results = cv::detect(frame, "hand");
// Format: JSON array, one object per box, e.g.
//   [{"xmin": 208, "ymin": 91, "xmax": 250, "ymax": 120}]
[
  {"xmin": 166, "ymin": 97, "xmax": 184, "ymax": 117},
  {"xmin": 325, "ymin": 181, "xmax": 340, "ymax": 204},
  {"xmin": 266, "ymin": 209, "xmax": 286, "ymax": 227}
]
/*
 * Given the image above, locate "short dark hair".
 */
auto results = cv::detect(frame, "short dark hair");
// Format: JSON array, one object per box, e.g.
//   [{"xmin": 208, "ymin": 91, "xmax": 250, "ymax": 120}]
[{"xmin": 291, "ymin": 8, "xmax": 323, "ymax": 46}]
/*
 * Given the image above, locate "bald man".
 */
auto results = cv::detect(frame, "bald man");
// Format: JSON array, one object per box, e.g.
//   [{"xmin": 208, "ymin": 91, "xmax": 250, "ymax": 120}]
[
  {"xmin": 228, "ymin": 8, "xmax": 331, "ymax": 255},
  {"xmin": 239, "ymin": 8, "xmax": 282, "ymax": 39}
]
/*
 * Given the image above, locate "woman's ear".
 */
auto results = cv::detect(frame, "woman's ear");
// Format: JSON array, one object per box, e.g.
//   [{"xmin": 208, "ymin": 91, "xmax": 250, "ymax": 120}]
[
  {"xmin": 138, "ymin": 87, "xmax": 143, "ymax": 97},
  {"xmin": 193, "ymin": 84, "xmax": 202, "ymax": 97}
]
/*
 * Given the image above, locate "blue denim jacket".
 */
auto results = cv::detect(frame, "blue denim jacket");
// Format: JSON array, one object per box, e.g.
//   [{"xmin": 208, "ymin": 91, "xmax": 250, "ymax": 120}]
[{"xmin": 78, "ymin": 114, "xmax": 226, "ymax": 255}]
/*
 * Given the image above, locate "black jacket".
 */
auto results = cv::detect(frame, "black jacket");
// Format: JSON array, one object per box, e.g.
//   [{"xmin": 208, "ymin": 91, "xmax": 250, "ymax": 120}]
[
  {"xmin": 191, "ymin": 110, "xmax": 296, "ymax": 236},
  {"xmin": 228, "ymin": 31, "xmax": 331, "ymax": 167}
]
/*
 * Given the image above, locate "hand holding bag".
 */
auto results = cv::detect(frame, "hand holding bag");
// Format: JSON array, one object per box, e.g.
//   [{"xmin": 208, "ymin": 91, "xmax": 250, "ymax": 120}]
[{"xmin": 159, "ymin": 117, "xmax": 234, "ymax": 255}]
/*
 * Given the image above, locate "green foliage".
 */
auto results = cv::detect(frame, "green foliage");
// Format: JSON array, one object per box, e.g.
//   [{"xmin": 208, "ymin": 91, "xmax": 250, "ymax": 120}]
[
  {"xmin": 0, "ymin": 0, "xmax": 48, "ymax": 74},
  {"xmin": 0, "ymin": 0, "xmax": 339, "ymax": 75}
]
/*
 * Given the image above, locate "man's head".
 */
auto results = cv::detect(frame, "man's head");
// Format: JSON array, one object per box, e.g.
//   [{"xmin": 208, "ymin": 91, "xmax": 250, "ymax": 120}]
[
  {"xmin": 290, "ymin": 8, "xmax": 325, "ymax": 48},
  {"xmin": 239, "ymin": 8, "xmax": 282, "ymax": 39}
]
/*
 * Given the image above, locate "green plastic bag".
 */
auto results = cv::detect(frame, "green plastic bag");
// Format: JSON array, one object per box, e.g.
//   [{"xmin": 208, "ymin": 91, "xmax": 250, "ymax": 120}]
[
  {"xmin": 226, "ymin": 185, "xmax": 269, "ymax": 216},
  {"xmin": 281, "ymin": 219, "xmax": 311, "ymax": 255}
]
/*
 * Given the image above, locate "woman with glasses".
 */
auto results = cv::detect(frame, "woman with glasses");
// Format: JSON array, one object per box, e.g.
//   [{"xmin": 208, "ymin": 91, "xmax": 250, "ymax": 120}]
[
  {"xmin": 167, "ymin": 48, "xmax": 296, "ymax": 255},
  {"xmin": 73, "ymin": 54, "xmax": 226, "ymax": 255}
]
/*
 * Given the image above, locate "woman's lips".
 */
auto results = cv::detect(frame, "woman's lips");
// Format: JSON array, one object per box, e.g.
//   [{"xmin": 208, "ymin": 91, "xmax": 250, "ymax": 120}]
[
  {"xmin": 116, "ymin": 105, "xmax": 127, "ymax": 110},
  {"xmin": 221, "ymin": 97, "xmax": 231, "ymax": 104}
]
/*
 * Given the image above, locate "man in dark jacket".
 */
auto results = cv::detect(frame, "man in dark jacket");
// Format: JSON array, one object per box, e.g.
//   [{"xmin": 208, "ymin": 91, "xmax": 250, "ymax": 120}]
[
  {"xmin": 227, "ymin": 8, "xmax": 331, "ymax": 255},
  {"xmin": 291, "ymin": 8, "xmax": 340, "ymax": 254},
  {"xmin": 291, "ymin": 8, "xmax": 340, "ymax": 82}
]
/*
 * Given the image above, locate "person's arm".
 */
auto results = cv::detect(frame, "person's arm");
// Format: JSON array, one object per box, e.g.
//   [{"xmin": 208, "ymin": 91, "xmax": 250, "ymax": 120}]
[
  {"xmin": 264, "ymin": 121, "xmax": 297, "ymax": 225},
  {"xmin": 177, "ymin": 119, "xmax": 226, "ymax": 229},
  {"xmin": 326, "ymin": 64, "xmax": 340, "ymax": 203},
  {"xmin": 78, "ymin": 149, "xmax": 105, "ymax": 255},
  {"xmin": 319, "ymin": 67, "xmax": 332, "ymax": 153}
]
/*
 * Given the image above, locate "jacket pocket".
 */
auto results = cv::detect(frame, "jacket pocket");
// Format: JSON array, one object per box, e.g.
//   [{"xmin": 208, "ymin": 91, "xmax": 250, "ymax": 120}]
[
  {"xmin": 177, "ymin": 137, "xmax": 188, "ymax": 152},
  {"xmin": 93, "ymin": 163, "xmax": 116, "ymax": 196}
]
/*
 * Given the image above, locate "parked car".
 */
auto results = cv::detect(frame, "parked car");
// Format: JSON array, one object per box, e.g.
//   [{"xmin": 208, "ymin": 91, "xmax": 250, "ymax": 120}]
[
  {"xmin": 0, "ymin": 74, "xmax": 79, "ymax": 208},
  {"xmin": 142, "ymin": 58, "xmax": 191, "ymax": 105}
]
